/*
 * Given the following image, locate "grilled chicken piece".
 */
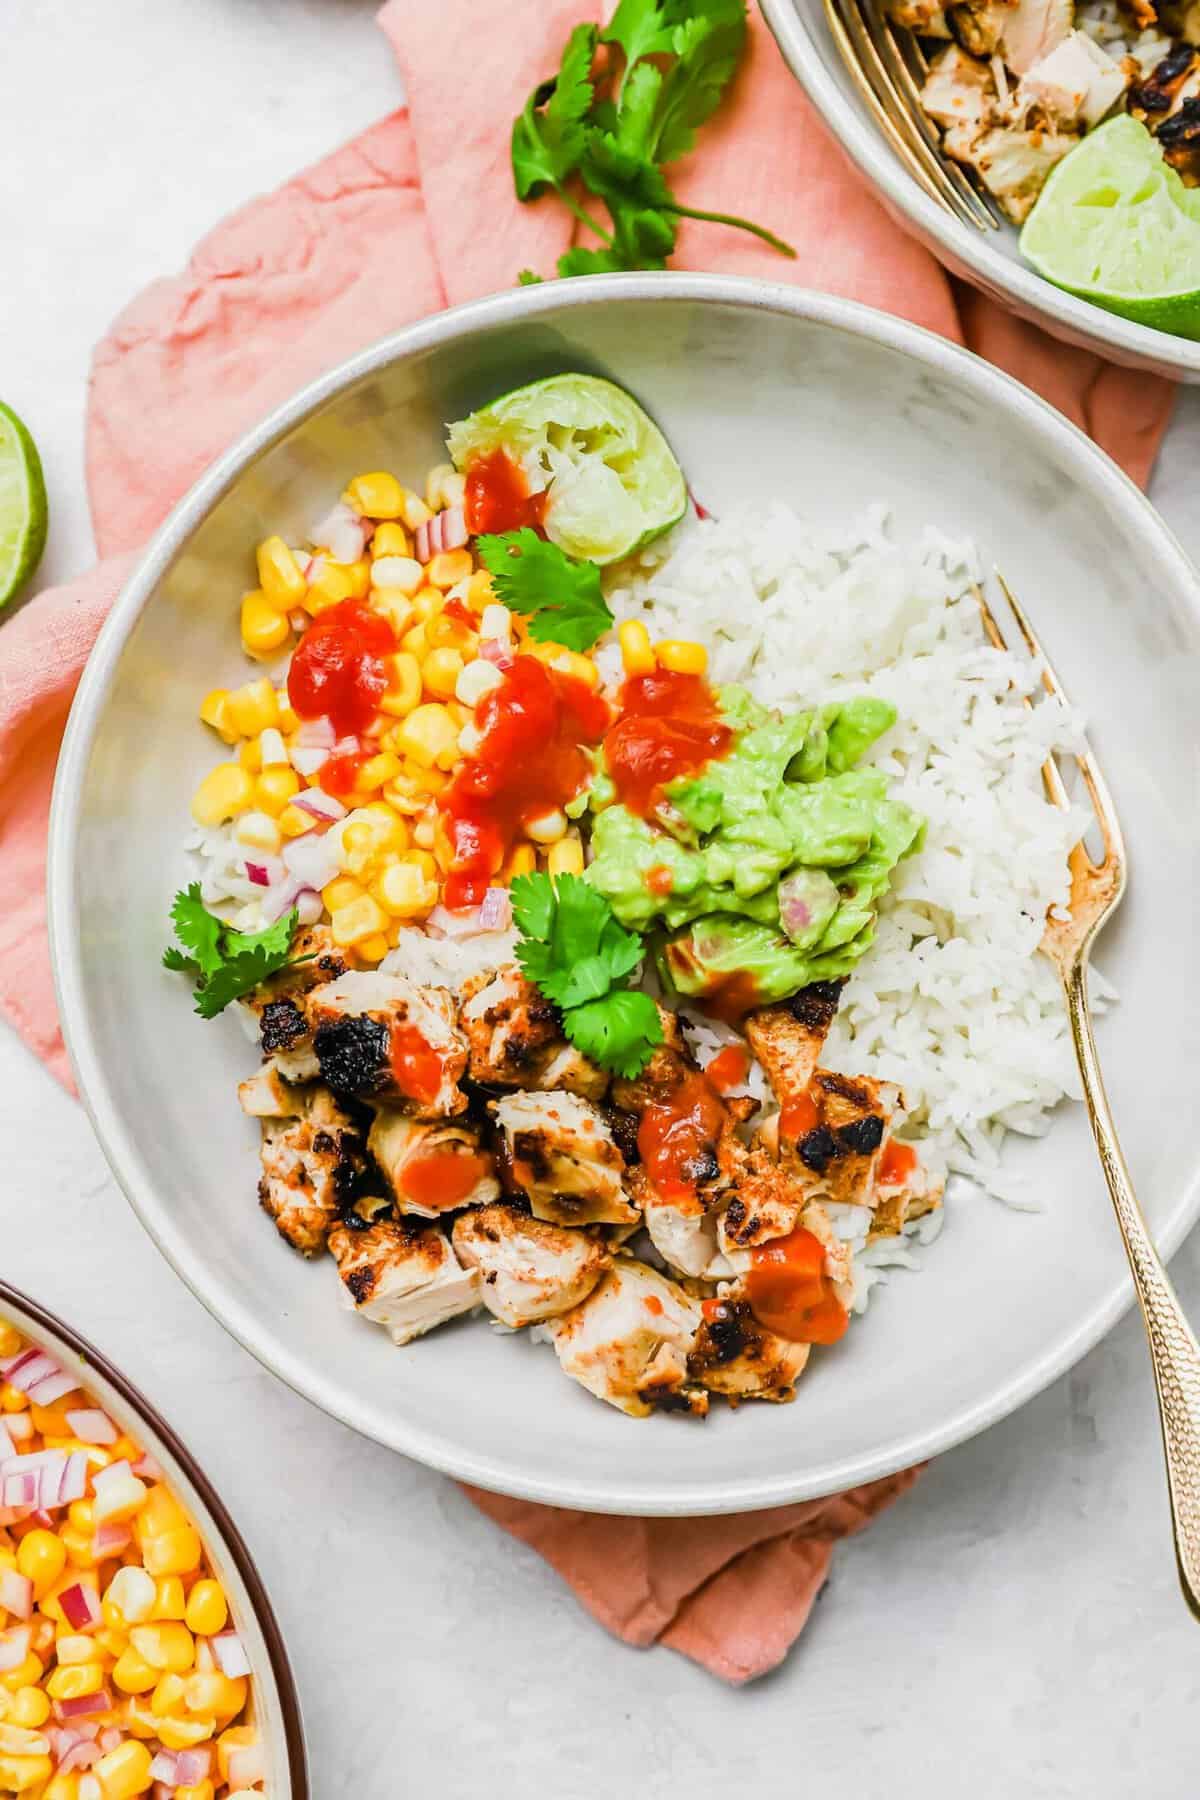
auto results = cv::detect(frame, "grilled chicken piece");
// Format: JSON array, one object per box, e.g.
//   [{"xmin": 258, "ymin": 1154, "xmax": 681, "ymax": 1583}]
[
  {"xmin": 627, "ymin": 1166, "xmax": 733, "ymax": 1279},
  {"xmin": 240, "ymin": 927, "xmax": 348, "ymax": 1079},
  {"xmin": 327, "ymin": 1218, "xmax": 479, "ymax": 1345},
  {"xmin": 779, "ymin": 1069, "xmax": 900, "ymax": 1208},
  {"xmin": 716, "ymin": 1142, "xmax": 810, "ymax": 1253},
  {"xmin": 610, "ymin": 1004, "xmax": 691, "ymax": 1115},
  {"xmin": 492, "ymin": 1091, "xmax": 638, "ymax": 1227},
  {"xmin": 869, "ymin": 1154, "xmax": 947, "ymax": 1241},
  {"xmin": 885, "ymin": 0, "xmax": 952, "ymax": 32},
  {"xmin": 1131, "ymin": 47, "xmax": 1200, "ymax": 180},
  {"xmin": 258, "ymin": 1086, "xmax": 370, "ymax": 1256},
  {"xmin": 238, "ymin": 1060, "xmax": 306, "ymax": 1119},
  {"xmin": 458, "ymin": 965, "xmax": 607, "ymax": 1100},
  {"xmin": 612, "ymin": 1004, "xmax": 751, "ymax": 1202},
  {"xmin": 744, "ymin": 984, "xmax": 843, "ymax": 1118},
  {"xmin": 368, "ymin": 1110, "xmax": 499, "ymax": 1219},
  {"xmin": 943, "ymin": 120, "xmax": 1078, "ymax": 220},
  {"xmin": 307, "ymin": 971, "xmax": 468, "ymax": 1115},
  {"xmin": 1017, "ymin": 30, "xmax": 1127, "ymax": 126},
  {"xmin": 920, "ymin": 42, "xmax": 1000, "ymax": 132},
  {"xmin": 452, "ymin": 1204, "xmax": 610, "ymax": 1328},
  {"xmin": 543, "ymin": 1259, "xmax": 707, "ymax": 1417},
  {"xmin": 688, "ymin": 1298, "xmax": 811, "ymax": 1404},
  {"xmin": 951, "ymin": 0, "xmax": 1070, "ymax": 72}
]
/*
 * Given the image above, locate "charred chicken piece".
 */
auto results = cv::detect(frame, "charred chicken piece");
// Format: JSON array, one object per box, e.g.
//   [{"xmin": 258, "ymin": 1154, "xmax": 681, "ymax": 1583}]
[
  {"xmin": 779, "ymin": 1068, "xmax": 899, "ymax": 1209},
  {"xmin": 238, "ymin": 1059, "xmax": 306, "ymax": 1119},
  {"xmin": 368, "ymin": 1109, "xmax": 499, "ymax": 1219},
  {"xmin": 491, "ymin": 1091, "xmax": 639, "ymax": 1228},
  {"xmin": 543, "ymin": 1259, "xmax": 708, "ymax": 1418},
  {"xmin": 458, "ymin": 965, "xmax": 608, "ymax": 1100},
  {"xmin": 869, "ymin": 1155, "xmax": 947, "ymax": 1241},
  {"xmin": 240, "ymin": 926, "xmax": 348, "ymax": 1081},
  {"xmin": 688, "ymin": 1298, "xmax": 811, "ymax": 1403},
  {"xmin": 943, "ymin": 121, "xmax": 1079, "ymax": 222},
  {"xmin": 743, "ymin": 983, "xmax": 844, "ymax": 1115},
  {"xmin": 884, "ymin": 0, "xmax": 952, "ymax": 33},
  {"xmin": 308, "ymin": 971, "xmax": 468, "ymax": 1115},
  {"xmin": 716, "ymin": 1141, "xmax": 812, "ymax": 1253},
  {"xmin": 258, "ymin": 1086, "xmax": 372, "ymax": 1257},
  {"xmin": 327, "ymin": 1218, "xmax": 479, "ymax": 1345},
  {"xmin": 1131, "ymin": 47, "xmax": 1200, "ymax": 180},
  {"xmin": 452, "ymin": 1203, "xmax": 610, "ymax": 1329}
]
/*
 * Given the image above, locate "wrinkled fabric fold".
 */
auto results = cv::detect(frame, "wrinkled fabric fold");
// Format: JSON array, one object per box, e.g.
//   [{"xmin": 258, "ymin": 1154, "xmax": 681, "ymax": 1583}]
[{"xmin": 0, "ymin": 0, "xmax": 1175, "ymax": 1682}]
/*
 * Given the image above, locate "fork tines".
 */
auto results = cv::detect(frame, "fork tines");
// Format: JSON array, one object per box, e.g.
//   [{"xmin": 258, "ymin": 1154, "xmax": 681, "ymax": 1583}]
[{"xmin": 823, "ymin": 0, "xmax": 1003, "ymax": 232}]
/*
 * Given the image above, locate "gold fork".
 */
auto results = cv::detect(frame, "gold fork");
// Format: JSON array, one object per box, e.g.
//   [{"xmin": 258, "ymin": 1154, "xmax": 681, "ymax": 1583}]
[
  {"xmin": 822, "ymin": 0, "xmax": 1003, "ymax": 231},
  {"xmin": 978, "ymin": 573, "xmax": 1200, "ymax": 1619}
]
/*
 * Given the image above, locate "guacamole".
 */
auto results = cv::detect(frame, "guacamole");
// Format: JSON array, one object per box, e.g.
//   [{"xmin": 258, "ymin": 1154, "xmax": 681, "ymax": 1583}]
[{"xmin": 585, "ymin": 687, "xmax": 923, "ymax": 1007}]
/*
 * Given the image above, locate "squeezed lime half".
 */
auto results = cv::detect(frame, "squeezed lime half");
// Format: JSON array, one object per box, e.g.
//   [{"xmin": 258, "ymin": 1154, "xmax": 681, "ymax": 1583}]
[
  {"xmin": 1020, "ymin": 116, "xmax": 1200, "ymax": 339},
  {"xmin": 447, "ymin": 372, "xmax": 687, "ymax": 564},
  {"xmin": 0, "ymin": 401, "xmax": 48, "ymax": 609}
]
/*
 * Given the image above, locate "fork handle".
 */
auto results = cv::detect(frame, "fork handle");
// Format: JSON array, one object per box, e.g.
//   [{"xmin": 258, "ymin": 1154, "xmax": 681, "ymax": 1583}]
[{"xmin": 1066, "ymin": 959, "xmax": 1200, "ymax": 1618}]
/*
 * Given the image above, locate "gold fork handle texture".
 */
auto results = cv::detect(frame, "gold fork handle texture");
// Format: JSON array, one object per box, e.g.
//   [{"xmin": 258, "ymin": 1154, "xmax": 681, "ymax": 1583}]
[{"xmin": 1066, "ymin": 959, "xmax": 1200, "ymax": 1618}]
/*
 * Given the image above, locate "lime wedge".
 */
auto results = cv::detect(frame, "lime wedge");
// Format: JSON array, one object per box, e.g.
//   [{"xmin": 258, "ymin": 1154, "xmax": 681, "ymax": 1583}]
[
  {"xmin": 0, "ymin": 401, "xmax": 48, "ymax": 609},
  {"xmin": 1020, "ymin": 117, "xmax": 1200, "ymax": 339},
  {"xmin": 447, "ymin": 373, "xmax": 687, "ymax": 564}
]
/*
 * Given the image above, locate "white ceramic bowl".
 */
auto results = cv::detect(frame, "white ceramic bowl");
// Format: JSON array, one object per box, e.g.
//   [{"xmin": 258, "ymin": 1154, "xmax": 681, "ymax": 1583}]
[
  {"xmin": 761, "ymin": 0, "xmax": 1200, "ymax": 380},
  {"xmin": 0, "ymin": 1282, "xmax": 308, "ymax": 1793},
  {"xmin": 50, "ymin": 275, "xmax": 1200, "ymax": 1515}
]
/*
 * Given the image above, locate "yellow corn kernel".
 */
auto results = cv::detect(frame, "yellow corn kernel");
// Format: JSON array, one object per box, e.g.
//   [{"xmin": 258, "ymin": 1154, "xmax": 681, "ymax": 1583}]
[
  {"xmin": 94, "ymin": 1738, "xmax": 153, "ymax": 1799},
  {"xmin": 548, "ymin": 834, "xmax": 585, "ymax": 878},
  {"xmin": 253, "ymin": 765, "xmax": 301, "ymax": 818},
  {"xmin": 59, "ymin": 1528, "xmax": 97, "ymax": 1569},
  {"xmin": 321, "ymin": 877, "xmax": 364, "ymax": 913},
  {"xmin": 276, "ymin": 688, "xmax": 299, "ymax": 733},
  {"xmin": 140, "ymin": 1528, "xmax": 202, "ymax": 1579},
  {"xmin": 372, "ymin": 521, "xmax": 411, "ymax": 558},
  {"xmin": 354, "ymin": 932, "xmax": 389, "ymax": 964},
  {"xmin": 240, "ymin": 589, "xmax": 290, "ymax": 656},
  {"xmin": 503, "ymin": 843, "xmax": 537, "ymax": 881},
  {"xmin": 0, "ymin": 1753, "xmax": 52, "ymax": 1793},
  {"xmin": 0, "ymin": 1323, "xmax": 19, "ymax": 1358},
  {"xmin": 305, "ymin": 558, "xmax": 356, "ymax": 609},
  {"xmin": 198, "ymin": 689, "xmax": 238, "ymax": 746},
  {"xmin": 381, "ymin": 779, "xmax": 424, "ymax": 817},
  {"xmin": 137, "ymin": 1489, "xmax": 188, "ymax": 1540},
  {"xmin": 551, "ymin": 649, "xmax": 600, "ymax": 688},
  {"xmin": 183, "ymin": 1580, "xmax": 227, "ymax": 1638},
  {"xmin": 369, "ymin": 589, "xmax": 414, "ymax": 636},
  {"xmin": 112, "ymin": 1647, "xmax": 159, "ymax": 1695},
  {"xmin": 411, "ymin": 586, "xmax": 444, "ymax": 624},
  {"xmin": 216, "ymin": 1729, "xmax": 257, "ymax": 1785},
  {"xmin": 341, "ymin": 556, "xmax": 369, "ymax": 598},
  {"xmin": 17, "ymin": 1530, "xmax": 66, "ymax": 1597},
  {"xmin": 1, "ymin": 1653, "xmax": 42, "ymax": 1692},
  {"xmin": 47, "ymin": 1661, "xmax": 107, "ymax": 1700},
  {"xmin": 255, "ymin": 536, "xmax": 306, "ymax": 609},
  {"xmin": 397, "ymin": 703, "xmax": 458, "ymax": 771},
  {"xmin": 176, "ymin": 1785, "xmax": 215, "ymax": 1800},
  {"xmin": 43, "ymin": 1776, "xmax": 81, "ymax": 1800},
  {"xmin": 466, "ymin": 569, "xmax": 494, "ymax": 611},
  {"xmin": 526, "ymin": 808, "xmax": 568, "ymax": 845},
  {"xmin": 400, "ymin": 622, "xmax": 429, "ymax": 662},
  {"xmin": 236, "ymin": 737, "xmax": 262, "ymax": 775},
  {"xmin": 157, "ymin": 1715, "xmax": 216, "ymax": 1753},
  {"xmin": 227, "ymin": 678, "xmax": 279, "ymax": 738},
  {"xmin": 8, "ymin": 1686, "xmax": 50, "ymax": 1729},
  {"xmin": 421, "ymin": 647, "xmax": 464, "ymax": 699},
  {"xmin": 379, "ymin": 652, "xmax": 423, "ymax": 718},
  {"xmin": 425, "ymin": 549, "xmax": 473, "ymax": 591},
  {"xmin": 94, "ymin": 1628, "xmax": 129, "ymax": 1660},
  {"xmin": 186, "ymin": 1667, "xmax": 247, "ymax": 1719},
  {"xmin": 655, "ymin": 638, "xmax": 708, "ymax": 676},
  {"xmin": 618, "ymin": 619, "xmax": 655, "ymax": 676},
  {"xmin": 190, "ymin": 763, "xmax": 255, "ymax": 828},
  {"xmin": 150, "ymin": 1673, "xmax": 187, "ymax": 1717},
  {"xmin": 427, "ymin": 612, "xmax": 475, "ymax": 653},
  {"xmin": 277, "ymin": 803, "xmax": 313, "ymax": 837},
  {"xmin": 423, "ymin": 461, "xmax": 455, "ymax": 511},
  {"xmin": 152, "ymin": 1576, "xmax": 186, "ymax": 1621},
  {"xmin": 0, "ymin": 1383, "xmax": 28, "ymax": 1412},
  {"xmin": 55, "ymin": 1633, "xmax": 102, "ymax": 1665},
  {"xmin": 351, "ymin": 751, "xmax": 401, "ymax": 795},
  {"xmin": 104, "ymin": 1567, "xmax": 157, "ymax": 1632},
  {"xmin": 373, "ymin": 859, "xmax": 438, "ymax": 920},
  {"xmin": 346, "ymin": 472, "xmax": 404, "ymax": 519},
  {"xmin": 331, "ymin": 895, "xmax": 389, "ymax": 948},
  {"xmin": 234, "ymin": 810, "xmax": 283, "ymax": 856},
  {"xmin": 130, "ymin": 1622, "xmax": 195, "ymax": 1674}
]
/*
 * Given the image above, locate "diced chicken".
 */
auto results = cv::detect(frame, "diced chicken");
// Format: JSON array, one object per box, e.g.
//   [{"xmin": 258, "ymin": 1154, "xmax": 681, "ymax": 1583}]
[
  {"xmin": 543, "ymin": 1259, "xmax": 707, "ymax": 1418},
  {"xmin": 452, "ymin": 1204, "xmax": 610, "ymax": 1328},
  {"xmin": 612, "ymin": 1003, "xmax": 751, "ymax": 1208},
  {"xmin": 885, "ymin": 0, "xmax": 953, "ymax": 33},
  {"xmin": 716, "ymin": 1143, "xmax": 809, "ymax": 1253},
  {"xmin": 687, "ymin": 1298, "xmax": 811, "ymax": 1404},
  {"xmin": 627, "ymin": 1167, "xmax": 733, "ymax": 1279},
  {"xmin": 491, "ymin": 1091, "xmax": 639, "ymax": 1228},
  {"xmin": 920, "ymin": 42, "xmax": 1000, "ymax": 130},
  {"xmin": 869, "ymin": 1153, "xmax": 947, "ymax": 1241},
  {"xmin": 743, "ymin": 984, "xmax": 843, "ymax": 1119},
  {"xmin": 257, "ymin": 1087, "xmax": 370, "ymax": 1256},
  {"xmin": 952, "ymin": 0, "xmax": 1071, "ymax": 72},
  {"xmin": 1130, "ymin": 47, "xmax": 1200, "ymax": 180},
  {"xmin": 327, "ymin": 1219, "xmax": 480, "ymax": 1345},
  {"xmin": 1017, "ymin": 30, "xmax": 1128, "ymax": 125},
  {"xmin": 368, "ymin": 1110, "xmax": 499, "ymax": 1219},
  {"xmin": 240, "ymin": 927, "xmax": 348, "ymax": 1065},
  {"xmin": 307, "ymin": 971, "xmax": 468, "ymax": 1115},
  {"xmin": 238, "ymin": 1060, "xmax": 306, "ymax": 1119},
  {"xmin": 458, "ymin": 965, "xmax": 607, "ymax": 1100},
  {"xmin": 778, "ymin": 1068, "xmax": 900, "ymax": 1208},
  {"xmin": 950, "ymin": 0, "xmax": 1016, "ymax": 59},
  {"xmin": 942, "ymin": 120, "xmax": 1078, "ymax": 220}
]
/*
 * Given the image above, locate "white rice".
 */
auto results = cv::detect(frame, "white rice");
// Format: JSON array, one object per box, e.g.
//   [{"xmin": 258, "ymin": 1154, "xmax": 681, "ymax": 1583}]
[{"xmin": 602, "ymin": 499, "xmax": 1101, "ymax": 1220}]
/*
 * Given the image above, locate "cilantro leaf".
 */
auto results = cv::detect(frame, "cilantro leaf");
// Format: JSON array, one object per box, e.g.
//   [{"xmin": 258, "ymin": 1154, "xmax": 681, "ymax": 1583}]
[
  {"xmin": 511, "ymin": 24, "xmax": 597, "ymax": 199},
  {"xmin": 163, "ymin": 886, "xmax": 306, "ymax": 1020},
  {"xmin": 653, "ymin": 0, "xmax": 746, "ymax": 164},
  {"xmin": 510, "ymin": 870, "xmax": 558, "ymax": 941},
  {"xmin": 476, "ymin": 529, "xmax": 614, "ymax": 652},
  {"xmin": 602, "ymin": 0, "xmax": 674, "ymax": 71},
  {"xmin": 556, "ymin": 245, "xmax": 632, "ymax": 277},
  {"xmin": 565, "ymin": 990, "xmax": 664, "ymax": 1080}
]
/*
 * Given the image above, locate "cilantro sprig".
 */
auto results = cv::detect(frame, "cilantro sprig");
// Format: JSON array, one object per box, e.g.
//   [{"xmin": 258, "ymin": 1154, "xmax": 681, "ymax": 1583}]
[
  {"xmin": 512, "ymin": 872, "xmax": 663, "ymax": 1078},
  {"xmin": 511, "ymin": 1, "xmax": 795, "ymax": 282},
  {"xmin": 477, "ymin": 529, "xmax": 613, "ymax": 653},
  {"xmin": 163, "ymin": 884, "xmax": 308, "ymax": 1019}
]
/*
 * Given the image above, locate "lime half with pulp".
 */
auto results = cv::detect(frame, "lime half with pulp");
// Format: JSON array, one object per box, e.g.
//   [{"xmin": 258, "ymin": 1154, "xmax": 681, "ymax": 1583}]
[
  {"xmin": 0, "ymin": 402, "xmax": 48, "ymax": 609},
  {"xmin": 447, "ymin": 372, "xmax": 687, "ymax": 565},
  {"xmin": 1020, "ymin": 116, "xmax": 1200, "ymax": 339}
]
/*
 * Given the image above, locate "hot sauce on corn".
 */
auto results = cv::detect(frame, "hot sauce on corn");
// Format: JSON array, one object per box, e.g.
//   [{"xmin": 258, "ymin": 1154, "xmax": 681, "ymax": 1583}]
[{"xmin": 288, "ymin": 597, "xmax": 395, "ymax": 736}]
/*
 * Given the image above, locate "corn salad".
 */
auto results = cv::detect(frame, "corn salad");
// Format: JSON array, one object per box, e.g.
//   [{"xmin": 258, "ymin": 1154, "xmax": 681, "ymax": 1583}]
[{"xmin": 0, "ymin": 1321, "xmax": 265, "ymax": 1799}]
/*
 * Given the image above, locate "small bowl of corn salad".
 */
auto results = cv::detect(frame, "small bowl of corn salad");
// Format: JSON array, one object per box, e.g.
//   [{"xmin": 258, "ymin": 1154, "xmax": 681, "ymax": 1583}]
[{"xmin": 0, "ymin": 1284, "xmax": 307, "ymax": 1799}]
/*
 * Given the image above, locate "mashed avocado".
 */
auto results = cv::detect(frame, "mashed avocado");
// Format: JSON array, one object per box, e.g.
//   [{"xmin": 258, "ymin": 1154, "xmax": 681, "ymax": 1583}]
[{"xmin": 585, "ymin": 687, "xmax": 923, "ymax": 1007}]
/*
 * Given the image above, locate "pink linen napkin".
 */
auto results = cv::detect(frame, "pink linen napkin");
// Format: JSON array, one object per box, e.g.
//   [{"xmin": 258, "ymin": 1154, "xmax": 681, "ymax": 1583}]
[{"xmin": 0, "ymin": 0, "xmax": 1174, "ymax": 1679}]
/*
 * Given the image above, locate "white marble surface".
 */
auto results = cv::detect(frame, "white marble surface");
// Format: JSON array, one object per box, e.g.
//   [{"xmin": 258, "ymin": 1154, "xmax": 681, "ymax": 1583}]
[{"xmin": 6, "ymin": 3, "xmax": 1200, "ymax": 1794}]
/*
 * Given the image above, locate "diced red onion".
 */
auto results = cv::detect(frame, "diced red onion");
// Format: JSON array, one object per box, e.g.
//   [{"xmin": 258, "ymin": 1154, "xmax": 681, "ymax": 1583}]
[
  {"xmin": 295, "ymin": 888, "xmax": 323, "ymax": 927},
  {"xmin": 93, "ymin": 1459, "xmax": 132, "ymax": 1489},
  {"xmin": 282, "ymin": 834, "xmax": 344, "ymax": 893},
  {"xmin": 6, "ymin": 1413, "xmax": 33, "ymax": 1443},
  {"xmin": 479, "ymin": 638, "xmax": 515, "ymax": 670},
  {"xmin": 132, "ymin": 1452, "xmax": 163, "ymax": 1480},
  {"xmin": 2, "ymin": 1473, "xmax": 36, "ymax": 1509},
  {"xmin": 79, "ymin": 1773, "xmax": 102, "ymax": 1800},
  {"xmin": 304, "ymin": 553, "xmax": 326, "ymax": 588},
  {"xmin": 59, "ymin": 1584, "xmax": 101, "ymax": 1631},
  {"xmin": 56, "ymin": 1688, "xmax": 111, "ymax": 1719},
  {"xmin": 289, "ymin": 747, "xmax": 329, "ymax": 780},
  {"xmin": 0, "ymin": 1625, "xmax": 32, "ymax": 1669},
  {"xmin": 439, "ymin": 505, "xmax": 468, "ymax": 551},
  {"xmin": 478, "ymin": 887, "xmax": 512, "ymax": 930},
  {"xmin": 27, "ymin": 1370, "xmax": 79, "ymax": 1406},
  {"xmin": 331, "ymin": 735, "xmax": 360, "ymax": 757},
  {"xmin": 245, "ymin": 862, "xmax": 271, "ymax": 888},
  {"xmin": 98, "ymin": 1726, "xmax": 122, "ymax": 1753},
  {"xmin": 0, "ymin": 1568, "xmax": 32, "ymax": 1619},
  {"xmin": 0, "ymin": 1421, "xmax": 16, "ymax": 1462},
  {"xmin": 173, "ymin": 1746, "xmax": 213, "ymax": 1785},
  {"xmin": 257, "ymin": 876, "xmax": 306, "ymax": 927},
  {"xmin": 59, "ymin": 1740, "xmax": 102, "ymax": 1773},
  {"xmin": 148, "ymin": 1751, "xmax": 177, "ymax": 1784},
  {"xmin": 295, "ymin": 716, "xmax": 336, "ymax": 749},
  {"xmin": 212, "ymin": 1631, "xmax": 251, "ymax": 1678},
  {"xmin": 310, "ymin": 502, "xmax": 368, "ymax": 566},
  {"xmin": 61, "ymin": 1452, "xmax": 90, "ymax": 1505},
  {"xmin": 293, "ymin": 788, "xmax": 346, "ymax": 823},
  {"xmin": 91, "ymin": 1523, "xmax": 131, "ymax": 1560},
  {"xmin": 226, "ymin": 1739, "xmax": 266, "ymax": 1785},
  {"xmin": 415, "ymin": 515, "xmax": 435, "ymax": 563},
  {"xmin": 3, "ymin": 1350, "xmax": 58, "ymax": 1393},
  {"xmin": 64, "ymin": 1410, "xmax": 117, "ymax": 1447},
  {"xmin": 425, "ymin": 904, "xmax": 483, "ymax": 940},
  {"xmin": 194, "ymin": 1637, "xmax": 216, "ymax": 1672}
]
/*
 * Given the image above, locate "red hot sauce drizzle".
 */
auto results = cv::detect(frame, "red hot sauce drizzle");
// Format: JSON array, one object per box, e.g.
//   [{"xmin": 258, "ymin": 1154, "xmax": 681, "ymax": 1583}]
[
  {"xmin": 287, "ymin": 598, "xmax": 395, "ymax": 737},
  {"xmin": 463, "ymin": 449, "xmax": 548, "ymax": 536},
  {"xmin": 637, "ymin": 1069, "xmax": 727, "ymax": 1206},
  {"xmin": 603, "ymin": 669, "xmax": 733, "ymax": 820}
]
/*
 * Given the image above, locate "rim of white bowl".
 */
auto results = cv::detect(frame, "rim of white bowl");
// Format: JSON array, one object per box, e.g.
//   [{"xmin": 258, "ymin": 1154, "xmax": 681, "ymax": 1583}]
[
  {"xmin": 759, "ymin": 0, "xmax": 1200, "ymax": 381},
  {"xmin": 49, "ymin": 274, "xmax": 1200, "ymax": 1514}
]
